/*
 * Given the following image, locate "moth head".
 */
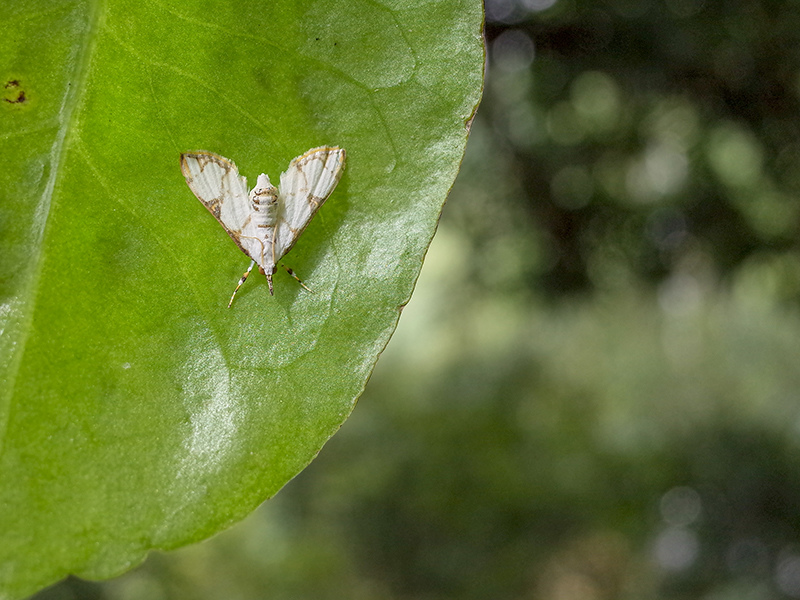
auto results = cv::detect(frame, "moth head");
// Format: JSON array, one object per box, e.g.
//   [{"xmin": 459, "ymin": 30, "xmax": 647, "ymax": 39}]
[
  {"xmin": 257, "ymin": 264, "xmax": 277, "ymax": 296},
  {"xmin": 250, "ymin": 174, "xmax": 278, "ymax": 205}
]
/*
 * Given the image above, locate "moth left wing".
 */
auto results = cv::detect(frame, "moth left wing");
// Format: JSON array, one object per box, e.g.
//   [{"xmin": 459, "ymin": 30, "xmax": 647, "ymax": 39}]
[
  {"xmin": 274, "ymin": 146, "xmax": 346, "ymax": 261},
  {"xmin": 180, "ymin": 151, "xmax": 264, "ymax": 262}
]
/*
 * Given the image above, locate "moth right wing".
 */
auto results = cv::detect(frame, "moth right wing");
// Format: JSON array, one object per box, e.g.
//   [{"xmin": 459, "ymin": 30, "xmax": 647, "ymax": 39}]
[
  {"xmin": 180, "ymin": 151, "xmax": 264, "ymax": 263},
  {"xmin": 274, "ymin": 146, "xmax": 346, "ymax": 261}
]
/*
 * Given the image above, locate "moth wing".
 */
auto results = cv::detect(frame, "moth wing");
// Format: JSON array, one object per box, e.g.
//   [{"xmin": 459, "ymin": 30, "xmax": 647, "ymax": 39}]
[
  {"xmin": 274, "ymin": 146, "xmax": 346, "ymax": 260},
  {"xmin": 180, "ymin": 152, "xmax": 264, "ymax": 262}
]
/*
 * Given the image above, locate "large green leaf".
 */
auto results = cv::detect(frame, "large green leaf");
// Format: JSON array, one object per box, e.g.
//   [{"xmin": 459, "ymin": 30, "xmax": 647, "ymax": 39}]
[{"xmin": 0, "ymin": 0, "xmax": 484, "ymax": 596}]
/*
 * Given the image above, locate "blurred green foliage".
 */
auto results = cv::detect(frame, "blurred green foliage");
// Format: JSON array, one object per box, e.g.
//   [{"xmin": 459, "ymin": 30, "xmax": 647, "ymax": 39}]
[
  {"xmin": 482, "ymin": 0, "xmax": 800, "ymax": 297},
  {"xmin": 33, "ymin": 0, "xmax": 800, "ymax": 599}
]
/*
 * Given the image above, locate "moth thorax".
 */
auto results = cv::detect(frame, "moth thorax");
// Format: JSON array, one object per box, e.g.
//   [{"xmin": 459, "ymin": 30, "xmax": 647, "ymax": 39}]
[{"xmin": 250, "ymin": 173, "xmax": 278, "ymax": 218}]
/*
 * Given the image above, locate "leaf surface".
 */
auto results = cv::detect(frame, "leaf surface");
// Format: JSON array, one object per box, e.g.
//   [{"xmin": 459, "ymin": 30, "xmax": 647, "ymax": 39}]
[{"xmin": 0, "ymin": 0, "xmax": 484, "ymax": 596}]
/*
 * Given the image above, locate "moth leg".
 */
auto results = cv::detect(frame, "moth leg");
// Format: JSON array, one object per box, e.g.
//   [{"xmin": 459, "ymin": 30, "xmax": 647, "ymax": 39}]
[
  {"xmin": 228, "ymin": 260, "xmax": 256, "ymax": 308},
  {"xmin": 280, "ymin": 264, "xmax": 313, "ymax": 293}
]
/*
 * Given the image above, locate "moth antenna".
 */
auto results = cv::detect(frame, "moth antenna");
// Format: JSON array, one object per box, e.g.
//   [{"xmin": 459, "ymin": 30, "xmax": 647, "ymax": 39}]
[
  {"xmin": 228, "ymin": 260, "xmax": 256, "ymax": 308},
  {"xmin": 281, "ymin": 264, "xmax": 313, "ymax": 293}
]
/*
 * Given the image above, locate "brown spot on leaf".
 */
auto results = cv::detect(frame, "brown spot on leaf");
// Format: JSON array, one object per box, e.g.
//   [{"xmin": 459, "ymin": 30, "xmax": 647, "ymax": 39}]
[
  {"xmin": 3, "ymin": 91, "xmax": 26, "ymax": 104},
  {"xmin": 3, "ymin": 80, "xmax": 27, "ymax": 104}
]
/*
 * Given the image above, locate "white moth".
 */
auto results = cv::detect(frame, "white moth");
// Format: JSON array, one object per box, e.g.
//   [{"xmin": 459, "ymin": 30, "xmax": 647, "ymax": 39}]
[{"xmin": 180, "ymin": 146, "xmax": 346, "ymax": 307}]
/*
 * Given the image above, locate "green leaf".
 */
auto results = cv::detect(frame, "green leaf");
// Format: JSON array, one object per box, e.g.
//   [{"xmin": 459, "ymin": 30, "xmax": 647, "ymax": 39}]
[{"xmin": 0, "ymin": 0, "xmax": 484, "ymax": 596}]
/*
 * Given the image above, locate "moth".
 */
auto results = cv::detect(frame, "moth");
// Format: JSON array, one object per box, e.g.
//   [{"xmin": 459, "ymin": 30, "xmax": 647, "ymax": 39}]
[{"xmin": 180, "ymin": 146, "xmax": 346, "ymax": 307}]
